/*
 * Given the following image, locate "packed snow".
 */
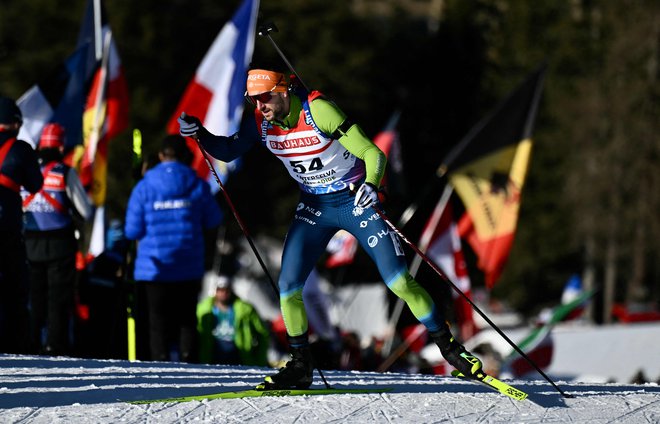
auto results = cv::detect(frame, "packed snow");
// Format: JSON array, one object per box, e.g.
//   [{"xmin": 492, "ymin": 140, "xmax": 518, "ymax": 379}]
[{"xmin": 1, "ymin": 354, "xmax": 659, "ymax": 423}]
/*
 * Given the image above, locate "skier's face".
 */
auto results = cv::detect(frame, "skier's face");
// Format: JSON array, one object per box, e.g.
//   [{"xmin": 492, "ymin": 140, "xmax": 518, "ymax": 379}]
[{"xmin": 255, "ymin": 91, "xmax": 289, "ymax": 122}]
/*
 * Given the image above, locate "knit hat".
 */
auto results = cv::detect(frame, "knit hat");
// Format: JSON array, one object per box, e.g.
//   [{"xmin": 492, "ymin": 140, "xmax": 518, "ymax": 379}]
[
  {"xmin": 215, "ymin": 275, "xmax": 232, "ymax": 290},
  {"xmin": 0, "ymin": 96, "xmax": 23, "ymax": 125},
  {"xmin": 39, "ymin": 123, "xmax": 65, "ymax": 149},
  {"xmin": 246, "ymin": 69, "xmax": 288, "ymax": 96}
]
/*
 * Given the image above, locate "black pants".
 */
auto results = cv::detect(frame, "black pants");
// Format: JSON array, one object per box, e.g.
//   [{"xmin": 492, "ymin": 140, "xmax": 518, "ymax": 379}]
[
  {"xmin": 28, "ymin": 254, "xmax": 76, "ymax": 355},
  {"xmin": 0, "ymin": 231, "xmax": 30, "ymax": 354},
  {"xmin": 142, "ymin": 280, "xmax": 200, "ymax": 363}
]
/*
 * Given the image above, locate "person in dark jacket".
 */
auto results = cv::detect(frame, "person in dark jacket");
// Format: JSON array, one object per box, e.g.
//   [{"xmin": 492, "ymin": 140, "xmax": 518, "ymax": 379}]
[
  {"xmin": 0, "ymin": 96, "xmax": 43, "ymax": 354},
  {"xmin": 124, "ymin": 135, "xmax": 222, "ymax": 362},
  {"xmin": 22, "ymin": 123, "xmax": 93, "ymax": 355}
]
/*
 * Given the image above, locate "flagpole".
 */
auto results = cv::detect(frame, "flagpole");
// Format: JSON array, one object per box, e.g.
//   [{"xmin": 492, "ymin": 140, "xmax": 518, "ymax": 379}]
[
  {"xmin": 85, "ymin": 30, "xmax": 111, "ymax": 257},
  {"xmin": 93, "ymin": 0, "xmax": 103, "ymax": 60},
  {"xmin": 86, "ymin": 31, "xmax": 111, "ymax": 167},
  {"xmin": 187, "ymin": 125, "xmax": 333, "ymax": 389},
  {"xmin": 371, "ymin": 204, "xmax": 573, "ymax": 398},
  {"xmin": 409, "ymin": 184, "xmax": 454, "ymax": 275},
  {"xmin": 381, "ymin": 184, "xmax": 454, "ymax": 357},
  {"xmin": 399, "ymin": 63, "xmax": 547, "ymax": 229}
]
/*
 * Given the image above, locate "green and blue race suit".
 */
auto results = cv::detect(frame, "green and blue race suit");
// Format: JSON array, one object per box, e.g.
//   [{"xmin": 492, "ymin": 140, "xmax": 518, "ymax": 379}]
[{"xmin": 198, "ymin": 90, "xmax": 447, "ymax": 343}]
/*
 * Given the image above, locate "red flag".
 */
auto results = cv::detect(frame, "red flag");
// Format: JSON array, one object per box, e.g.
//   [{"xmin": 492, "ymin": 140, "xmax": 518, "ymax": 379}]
[
  {"xmin": 165, "ymin": 0, "xmax": 259, "ymax": 186},
  {"xmin": 325, "ymin": 230, "xmax": 358, "ymax": 268},
  {"xmin": 420, "ymin": 195, "xmax": 477, "ymax": 339},
  {"xmin": 373, "ymin": 110, "xmax": 403, "ymax": 192}
]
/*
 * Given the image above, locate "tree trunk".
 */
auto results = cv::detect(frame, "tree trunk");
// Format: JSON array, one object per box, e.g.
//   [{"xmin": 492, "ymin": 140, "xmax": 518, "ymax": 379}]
[
  {"xmin": 603, "ymin": 234, "xmax": 617, "ymax": 324},
  {"xmin": 626, "ymin": 222, "xmax": 646, "ymax": 306},
  {"xmin": 582, "ymin": 235, "xmax": 596, "ymax": 323}
]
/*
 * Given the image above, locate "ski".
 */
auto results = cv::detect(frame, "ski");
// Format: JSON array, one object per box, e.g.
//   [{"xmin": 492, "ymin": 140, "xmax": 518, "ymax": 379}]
[
  {"xmin": 128, "ymin": 387, "xmax": 391, "ymax": 404},
  {"xmin": 451, "ymin": 370, "xmax": 528, "ymax": 401}
]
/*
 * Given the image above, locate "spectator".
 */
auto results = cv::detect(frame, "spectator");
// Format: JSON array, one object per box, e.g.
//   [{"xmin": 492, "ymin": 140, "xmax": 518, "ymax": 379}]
[
  {"xmin": 22, "ymin": 123, "xmax": 93, "ymax": 355},
  {"xmin": 196, "ymin": 275, "xmax": 270, "ymax": 366},
  {"xmin": 76, "ymin": 219, "xmax": 129, "ymax": 359},
  {"xmin": 124, "ymin": 134, "xmax": 222, "ymax": 362},
  {"xmin": 0, "ymin": 96, "xmax": 43, "ymax": 354}
]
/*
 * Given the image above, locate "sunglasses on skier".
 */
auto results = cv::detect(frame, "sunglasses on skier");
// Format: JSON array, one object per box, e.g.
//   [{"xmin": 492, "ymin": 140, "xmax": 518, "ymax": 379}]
[{"xmin": 245, "ymin": 90, "xmax": 275, "ymax": 106}]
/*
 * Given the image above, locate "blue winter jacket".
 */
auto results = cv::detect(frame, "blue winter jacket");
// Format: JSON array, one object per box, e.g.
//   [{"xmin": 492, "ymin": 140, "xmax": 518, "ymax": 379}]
[{"xmin": 124, "ymin": 161, "xmax": 222, "ymax": 282}]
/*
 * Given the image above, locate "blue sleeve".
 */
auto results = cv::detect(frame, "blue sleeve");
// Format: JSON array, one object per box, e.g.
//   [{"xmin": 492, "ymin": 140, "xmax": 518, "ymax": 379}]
[
  {"xmin": 198, "ymin": 117, "xmax": 260, "ymax": 162},
  {"xmin": 124, "ymin": 183, "xmax": 146, "ymax": 240},
  {"xmin": 200, "ymin": 182, "xmax": 223, "ymax": 229}
]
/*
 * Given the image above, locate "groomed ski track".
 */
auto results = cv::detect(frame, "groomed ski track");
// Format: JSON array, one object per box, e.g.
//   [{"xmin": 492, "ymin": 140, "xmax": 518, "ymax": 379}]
[{"xmin": 1, "ymin": 354, "xmax": 659, "ymax": 423}]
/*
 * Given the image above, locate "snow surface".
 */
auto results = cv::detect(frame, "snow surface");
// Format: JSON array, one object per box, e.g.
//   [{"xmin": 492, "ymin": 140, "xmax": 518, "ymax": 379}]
[{"xmin": 1, "ymin": 354, "xmax": 659, "ymax": 423}]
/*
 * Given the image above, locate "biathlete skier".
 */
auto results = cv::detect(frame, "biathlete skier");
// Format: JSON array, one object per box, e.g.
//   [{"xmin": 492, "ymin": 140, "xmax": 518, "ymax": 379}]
[{"xmin": 178, "ymin": 68, "xmax": 483, "ymax": 389}]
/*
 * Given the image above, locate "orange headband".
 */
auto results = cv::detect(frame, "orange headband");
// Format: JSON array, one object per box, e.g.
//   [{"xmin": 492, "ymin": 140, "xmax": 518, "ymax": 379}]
[{"xmin": 246, "ymin": 69, "xmax": 288, "ymax": 96}]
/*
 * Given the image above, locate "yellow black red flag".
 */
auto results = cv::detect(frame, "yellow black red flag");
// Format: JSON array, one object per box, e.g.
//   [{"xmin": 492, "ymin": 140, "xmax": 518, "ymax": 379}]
[
  {"xmin": 442, "ymin": 64, "xmax": 546, "ymax": 288},
  {"xmin": 74, "ymin": 0, "xmax": 129, "ymax": 206}
]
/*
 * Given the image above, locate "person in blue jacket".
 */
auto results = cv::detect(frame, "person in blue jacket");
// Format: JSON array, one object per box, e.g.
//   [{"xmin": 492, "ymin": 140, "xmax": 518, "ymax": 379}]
[{"xmin": 125, "ymin": 134, "xmax": 222, "ymax": 362}]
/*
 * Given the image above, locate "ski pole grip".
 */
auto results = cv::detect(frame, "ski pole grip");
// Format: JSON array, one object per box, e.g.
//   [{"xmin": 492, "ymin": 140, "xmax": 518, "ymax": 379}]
[{"xmin": 179, "ymin": 112, "xmax": 199, "ymax": 140}]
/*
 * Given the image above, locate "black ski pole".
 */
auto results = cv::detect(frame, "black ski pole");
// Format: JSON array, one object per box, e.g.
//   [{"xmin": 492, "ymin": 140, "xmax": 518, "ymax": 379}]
[
  {"xmin": 257, "ymin": 22, "xmax": 309, "ymax": 92},
  {"xmin": 184, "ymin": 123, "xmax": 280, "ymax": 298},
  {"xmin": 183, "ymin": 114, "xmax": 331, "ymax": 388},
  {"xmin": 253, "ymin": 24, "xmax": 336, "ymax": 388},
  {"xmin": 369, "ymin": 202, "xmax": 573, "ymax": 399}
]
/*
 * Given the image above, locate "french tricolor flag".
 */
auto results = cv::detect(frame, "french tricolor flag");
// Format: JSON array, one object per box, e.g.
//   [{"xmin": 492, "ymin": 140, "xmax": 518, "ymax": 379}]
[{"xmin": 166, "ymin": 0, "xmax": 259, "ymax": 185}]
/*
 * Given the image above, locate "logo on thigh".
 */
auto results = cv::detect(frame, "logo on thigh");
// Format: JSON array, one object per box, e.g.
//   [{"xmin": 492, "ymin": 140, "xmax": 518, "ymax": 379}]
[{"xmin": 389, "ymin": 232, "xmax": 405, "ymax": 256}]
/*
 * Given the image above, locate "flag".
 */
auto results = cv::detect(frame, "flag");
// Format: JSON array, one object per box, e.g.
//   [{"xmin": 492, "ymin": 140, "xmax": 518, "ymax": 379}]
[
  {"xmin": 373, "ymin": 110, "xmax": 404, "ymax": 195},
  {"xmin": 324, "ymin": 111, "xmax": 403, "ymax": 268},
  {"xmin": 76, "ymin": 0, "xmax": 129, "ymax": 257},
  {"xmin": 75, "ymin": 0, "xmax": 129, "ymax": 207},
  {"xmin": 445, "ymin": 64, "xmax": 547, "ymax": 288},
  {"xmin": 419, "ymin": 189, "xmax": 477, "ymax": 339},
  {"xmin": 325, "ymin": 230, "xmax": 358, "ymax": 268},
  {"xmin": 502, "ymin": 288, "xmax": 593, "ymax": 377},
  {"xmin": 166, "ymin": 0, "xmax": 259, "ymax": 187},
  {"xmin": 560, "ymin": 274, "xmax": 589, "ymax": 321},
  {"xmin": 17, "ymin": 43, "xmax": 89, "ymax": 150},
  {"xmin": 17, "ymin": 0, "xmax": 128, "ymax": 258}
]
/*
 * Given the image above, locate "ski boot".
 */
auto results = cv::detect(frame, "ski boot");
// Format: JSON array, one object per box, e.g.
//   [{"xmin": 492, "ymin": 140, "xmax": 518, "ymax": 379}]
[
  {"xmin": 430, "ymin": 330, "xmax": 483, "ymax": 377},
  {"xmin": 258, "ymin": 344, "xmax": 314, "ymax": 390}
]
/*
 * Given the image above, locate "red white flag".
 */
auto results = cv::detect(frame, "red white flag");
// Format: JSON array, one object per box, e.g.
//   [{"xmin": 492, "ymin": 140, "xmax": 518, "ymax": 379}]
[
  {"xmin": 166, "ymin": 0, "xmax": 259, "ymax": 186},
  {"xmin": 325, "ymin": 230, "xmax": 358, "ymax": 269},
  {"xmin": 421, "ymin": 195, "xmax": 477, "ymax": 339}
]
